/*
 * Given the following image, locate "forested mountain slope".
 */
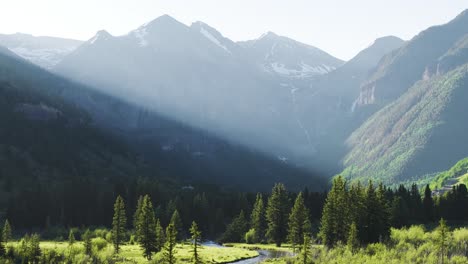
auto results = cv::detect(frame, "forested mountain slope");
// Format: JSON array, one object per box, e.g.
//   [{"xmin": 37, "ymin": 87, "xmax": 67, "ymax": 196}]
[{"xmin": 342, "ymin": 64, "xmax": 468, "ymax": 185}]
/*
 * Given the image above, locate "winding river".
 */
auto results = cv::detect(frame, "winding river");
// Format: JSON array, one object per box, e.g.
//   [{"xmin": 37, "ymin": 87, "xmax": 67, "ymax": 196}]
[
  {"xmin": 228, "ymin": 249, "xmax": 291, "ymax": 264},
  {"xmin": 202, "ymin": 241, "xmax": 292, "ymax": 264}
]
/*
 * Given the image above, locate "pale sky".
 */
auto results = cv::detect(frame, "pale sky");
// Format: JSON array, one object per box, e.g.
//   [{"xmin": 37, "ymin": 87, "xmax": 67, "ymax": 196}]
[{"xmin": 1, "ymin": 0, "xmax": 467, "ymax": 60}]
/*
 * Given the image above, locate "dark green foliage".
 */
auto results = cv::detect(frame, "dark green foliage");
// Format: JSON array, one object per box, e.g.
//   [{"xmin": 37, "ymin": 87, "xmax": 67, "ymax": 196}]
[
  {"xmin": 361, "ymin": 181, "xmax": 389, "ymax": 243},
  {"xmin": 189, "ymin": 221, "xmax": 202, "ymax": 264},
  {"xmin": 249, "ymin": 193, "xmax": 266, "ymax": 243},
  {"xmin": 162, "ymin": 223, "xmax": 178, "ymax": 264},
  {"xmin": 2, "ymin": 220, "xmax": 11, "ymax": 244},
  {"xmin": 155, "ymin": 219, "xmax": 165, "ymax": 253},
  {"xmin": 438, "ymin": 184, "xmax": 468, "ymax": 222},
  {"xmin": 347, "ymin": 222, "xmax": 359, "ymax": 253},
  {"xmin": 423, "ymin": 185, "xmax": 434, "ymax": 222},
  {"xmin": 301, "ymin": 233, "xmax": 312, "ymax": 264},
  {"xmin": 170, "ymin": 209, "xmax": 183, "ymax": 241},
  {"xmin": 133, "ymin": 196, "xmax": 143, "ymax": 232},
  {"xmin": 287, "ymin": 192, "xmax": 310, "ymax": 251},
  {"xmin": 112, "ymin": 195, "xmax": 127, "ymax": 253},
  {"xmin": 266, "ymin": 183, "xmax": 289, "ymax": 247},
  {"xmin": 320, "ymin": 177, "xmax": 390, "ymax": 247},
  {"xmin": 68, "ymin": 229, "xmax": 75, "ymax": 247},
  {"xmin": 221, "ymin": 210, "xmax": 248, "ymax": 243},
  {"xmin": 136, "ymin": 195, "xmax": 157, "ymax": 260},
  {"xmin": 17, "ymin": 234, "xmax": 41, "ymax": 263},
  {"xmin": 319, "ymin": 176, "xmax": 349, "ymax": 246},
  {"xmin": 83, "ymin": 229, "xmax": 92, "ymax": 256}
]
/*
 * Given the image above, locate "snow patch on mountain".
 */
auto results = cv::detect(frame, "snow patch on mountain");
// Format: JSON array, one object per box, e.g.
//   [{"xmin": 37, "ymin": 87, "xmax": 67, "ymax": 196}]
[
  {"xmin": 267, "ymin": 62, "xmax": 335, "ymax": 78},
  {"xmin": 199, "ymin": 27, "xmax": 231, "ymax": 53},
  {"xmin": 10, "ymin": 47, "xmax": 76, "ymax": 69},
  {"xmin": 132, "ymin": 27, "xmax": 149, "ymax": 47}
]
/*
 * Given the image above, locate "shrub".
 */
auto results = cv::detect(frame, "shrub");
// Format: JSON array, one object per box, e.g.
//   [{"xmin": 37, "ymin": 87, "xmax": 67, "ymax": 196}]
[
  {"xmin": 245, "ymin": 229, "xmax": 256, "ymax": 244},
  {"xmin": 92, "ymin": 237, "xmax": 108, "ymax": 251}
]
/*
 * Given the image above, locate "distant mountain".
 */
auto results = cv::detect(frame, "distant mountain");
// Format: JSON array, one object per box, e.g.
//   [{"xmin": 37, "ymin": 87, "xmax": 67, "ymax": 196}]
[
  {"xmin": 0, "ymin": 43, "xmax": 325, "ymax": 191},
  {"xmin": 354, "ymin": 9, "xmax": 468, "ymax": 109},
  {"xmin": 239, "ymin": 32, "xmax": 343, "ymax": 79},
  {"xmin": 53, "ymin": 15, "xmax": 345, "ymax": 171},
  {"xmin": 341, "ymin": 9, "xmax": 468, "ymax": 185},
  {"xmin": 285, "ymin": 36, "xmax": 404, "ymax": 170},
  {"xmin": 0, "ymin": 33, "xmax": 82, "ymax": 69}
]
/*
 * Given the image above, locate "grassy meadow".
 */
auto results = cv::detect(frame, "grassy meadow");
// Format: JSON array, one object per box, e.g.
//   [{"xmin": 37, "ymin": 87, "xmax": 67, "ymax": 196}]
[{"xmin": 6, "ymin": 241, "xmax": 259, "ymax": 264}]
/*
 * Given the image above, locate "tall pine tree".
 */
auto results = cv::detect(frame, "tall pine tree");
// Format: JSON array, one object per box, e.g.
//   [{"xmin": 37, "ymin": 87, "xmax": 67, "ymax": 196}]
[
  {"xmin": 287, "ymin": 192, "xmax": 310, "ymax": 252},
  {"xmin": 112, "ymin": 195, "xmax": 127, "ymax": 253},
  {"xmin": 266, "ymin": 183, "xmax": 289, "ymax": 247},
  {"xmin": 319, "ymin": 176, "xmax": 349, "ymax": 246},
  {"xmin": 2, "ymin": 220, "xmax": 11, "ymax": 244},
  {"xmin": 170, "ymin": 209, "xmax": 184, "ymax": 241},
  {"xmin": 137, "ymin": 195, "xmax": 157, "ymax": 260},
  {"xmin": 162, "ymin": 223, "xmax": 178, "ymax": 264},
  {"xmin": 423, "ymin": 185, "xmax": 434, "ymax": 223},
  {"xmin": 133, "ymin": 196, "xmax": 143, "ymax": 232},
  {"xmin": 155, "ymin": 219, "xmax": 165, "ymax": 252},
  {"xmin": 190, "ymin": 221, "xmax": 202, "ymax": 264},
  {"xmin": 250, "ymin": 193, "xmax": 266, "ymax": 243}
]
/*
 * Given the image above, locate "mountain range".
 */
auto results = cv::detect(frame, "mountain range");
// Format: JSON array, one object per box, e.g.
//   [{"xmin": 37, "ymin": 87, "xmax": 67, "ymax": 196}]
[{"xmin": 1, "ymin": 10, "xmax": 467, "ymax": 189}]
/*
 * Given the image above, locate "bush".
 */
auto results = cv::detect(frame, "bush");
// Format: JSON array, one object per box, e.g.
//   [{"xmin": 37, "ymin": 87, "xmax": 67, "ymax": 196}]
[
  {"xmin": 105, "ymin": 231, "xmax": 113, "ymax": 242},
  {"xmin": 92, "ymin": 237, "xmax": 108, "ymax": 251},
  {"xmin": 245, "ymin": 228, "xmax": 256, "ymax": 244}
]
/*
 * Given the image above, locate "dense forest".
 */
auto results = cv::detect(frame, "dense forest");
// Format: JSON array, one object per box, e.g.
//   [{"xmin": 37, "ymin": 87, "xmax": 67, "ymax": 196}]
[{"xmin": 1, "ymin": 175, "xmax": 468, "ymax": 263}]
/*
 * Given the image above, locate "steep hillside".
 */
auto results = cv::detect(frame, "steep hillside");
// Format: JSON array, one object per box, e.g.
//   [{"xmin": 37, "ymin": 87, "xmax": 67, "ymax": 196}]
[
  {"xmin": 0, "ymin": 45, "xmax": 325, "ymax": 192},
  {"xmin": 342, "ymin": 64, "xmax": 468, "ymax": 185},
  {"xmin": 355, "ymin": 9, "xmax": 468, "ymax": 109}
]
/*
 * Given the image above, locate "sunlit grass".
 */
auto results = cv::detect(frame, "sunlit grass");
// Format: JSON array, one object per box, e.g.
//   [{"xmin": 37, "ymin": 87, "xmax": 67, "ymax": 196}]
[{"xmin": 9, "ymin": 241, "xmax": 259, "ymax": 263}]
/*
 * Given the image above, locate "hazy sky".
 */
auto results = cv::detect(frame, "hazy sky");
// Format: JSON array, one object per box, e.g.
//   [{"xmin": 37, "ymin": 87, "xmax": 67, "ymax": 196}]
[{"xmin": 1, "ymin": 0, "xmax": 466, "ymax": 60}]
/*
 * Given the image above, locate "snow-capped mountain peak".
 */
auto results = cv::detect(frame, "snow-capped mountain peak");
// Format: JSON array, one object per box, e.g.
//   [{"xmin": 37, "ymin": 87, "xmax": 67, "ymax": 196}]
[
  {"xmin": 239, "ymin": 32, "xmax": 344, "ymax": 78},
  {"xmin": 88, "ymin": 30, "xmax": 113, "ymax": 45},
  {"xmin": 191, "ymin": 21, "xmax": 233, "ymax": 54}
]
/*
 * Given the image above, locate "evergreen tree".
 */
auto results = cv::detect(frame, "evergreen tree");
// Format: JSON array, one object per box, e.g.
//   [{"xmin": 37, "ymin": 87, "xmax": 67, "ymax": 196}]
[
  {"xmin": 68, "ymin": 229, "xmax": 75, "ymax": 247},
  {"xmin": 250, "ymin": 193, "xmax": 266, "ymax": 243},
  {"xmin": 189, "ymin": 221, "xmax": 202, "ymax": 264},
  {"xmin": 319, "ymin": 176, "xmax": 349, "ymax": 246},
  {"xmin": 266, "ymin": 183, "xmax": 289, "ymax": 247},
  {"xmin": 112, "ymin": 195, "xmax": 127, "ymax": 253},
  {"xmin": 361, "ymin": 181, "xmax": 390, "ymax": 243},
  {"xmin": 287, "ymin": 192, "xmax": 310, "ymax": 252},
  {"xmin": 133, "ymin": 195, "xmax": 144, "ymax": 232},
  {"xmin": 376, "ymin": 183, "xmax": 391, "ymax": 241},
  {"xmin": 83, "ymin": 229, "xmax": 92, "ymax": 256},
  {"xmin": 170, "ymin": 209, "xmax": 184, "ymax": 241},
  {"xmin": 2, "ymin": 220, "xmax": 11, "ymax": 244},
  {"xmin": 435, "ymin": 218, "xmax": 450, "ymax": 264},
  {"xmin": 300, "ymin": 233, "xmax": 311, "ymax": 264},
  {"xmin": 423, "ymin": 185, "xmax": 434, "ymax": 223},
  {"xmin": 347, "ymin": 222, "xmax": 359, "ymax": 253},
  {"xmin": 348, "ymin": 182, "xmax": 365, "ymax": 241},
  {"xmin": 222, "ymin": 210, "xmax": 248, "ymax": 242},
  {"xmin": 155, "ymin": 219, "xmax": 165, "ymax": 252},
  {"xmin": 137, "ymin": 195, "xmax": 157, "ymax": 260},
  {"xmin": 162, "ymin": 223, "xmax": 178, "ymax": 264},
  {"xmin": 409, "ymin": 184, "xmax": 423, "ymax": 223},
  {"xmin": 30, "ymin": 234, "xmax": 41, "ymax": 264}
]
